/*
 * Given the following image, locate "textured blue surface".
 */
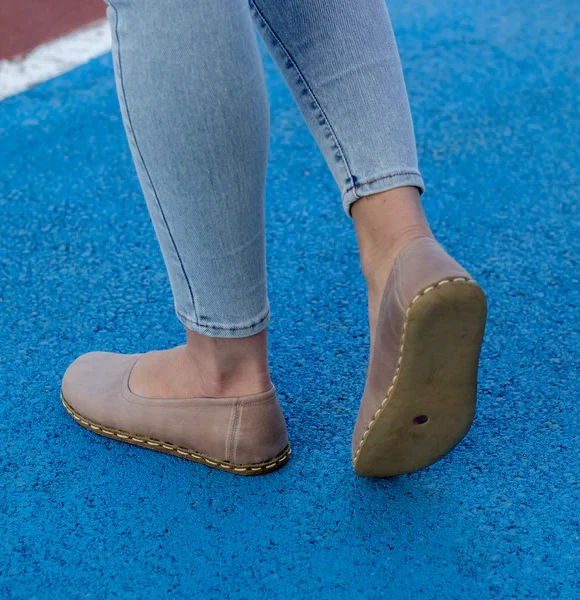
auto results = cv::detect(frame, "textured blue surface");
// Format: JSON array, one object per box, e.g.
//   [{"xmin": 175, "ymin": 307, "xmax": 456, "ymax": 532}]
[{"xmin": 1, "ymin": 1, "xmax": 579, "ymax": 598}]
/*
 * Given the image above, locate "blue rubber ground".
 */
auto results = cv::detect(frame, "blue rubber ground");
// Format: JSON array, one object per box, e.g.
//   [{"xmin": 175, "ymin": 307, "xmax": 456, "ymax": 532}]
[{"xmin": 1, "ymin": 1, "xmax": 579, "ymax": 598}]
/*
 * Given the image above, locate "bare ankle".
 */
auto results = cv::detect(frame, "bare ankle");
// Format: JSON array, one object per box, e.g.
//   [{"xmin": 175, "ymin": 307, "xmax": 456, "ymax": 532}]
[
  {"xmin": 351, "ymin": 186, "xmax": 433, "ymax": 286},
  {"xmin": 184, "ymin": 328, "xmax": 272, "ymax": 397}
]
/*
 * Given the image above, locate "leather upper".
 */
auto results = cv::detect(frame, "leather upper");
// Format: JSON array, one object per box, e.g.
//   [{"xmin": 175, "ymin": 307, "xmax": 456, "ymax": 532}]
[
  {"xmin": 61, "ymin": 351, "xmax": 289, "ymax": 465},
  {"xmin": 352, "ymin": 237, "xmax": 473, "ymax": 457}
]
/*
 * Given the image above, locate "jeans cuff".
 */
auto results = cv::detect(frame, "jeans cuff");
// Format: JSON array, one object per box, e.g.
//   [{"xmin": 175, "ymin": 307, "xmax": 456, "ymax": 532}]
[
  {"xmin": 342, "ymin": 171, "xmax": 426, "ymax": 217},
  {"xmin": 175, "ymin": 308, "xmax": 271, "ymax": 339}
]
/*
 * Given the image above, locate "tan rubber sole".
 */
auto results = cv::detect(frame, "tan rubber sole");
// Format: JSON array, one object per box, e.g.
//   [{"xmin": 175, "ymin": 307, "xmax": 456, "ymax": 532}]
[
  {"xmin": 353, "ymin": 278, "xmax": 487, "ymax": 477},
  {"xmin": 61, "ymin": 393, "xmax": 291, "ymax": 476}
]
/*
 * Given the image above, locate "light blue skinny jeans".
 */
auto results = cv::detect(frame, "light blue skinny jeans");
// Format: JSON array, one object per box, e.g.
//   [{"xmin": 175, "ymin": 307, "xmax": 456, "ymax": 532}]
[{"xmin": 104, "ymin": 0, "xmax": 425, "ymax": 338}]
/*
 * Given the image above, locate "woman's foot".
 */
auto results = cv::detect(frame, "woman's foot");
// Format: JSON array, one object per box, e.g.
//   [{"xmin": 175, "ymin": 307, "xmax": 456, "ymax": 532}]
[
  {"xmin": 351, "ymin": 187, "xmax": 487, "ymax": 477},
  {"xmin": 351, "ymin": 186, "xmax": 434, "ymax": 355},
  {"xmin": 128, "ymin": 329, "xmax": 272, "ymax": 399},
  {"xmin": 60, "ymin": 334, "xmax": 290, "ymax": 475}
]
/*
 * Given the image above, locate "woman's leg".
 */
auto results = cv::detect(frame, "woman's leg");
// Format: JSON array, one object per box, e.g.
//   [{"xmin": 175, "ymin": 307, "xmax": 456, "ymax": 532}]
[
  {"xmin": 248, "ymin": 0, "xmax": 432, "ymax": 347},
  {"xmin": 251, "ymin": 0, "xmax": 487, "ymax": 477},
  {"xmin": 104, "ymin": 0, "xmax": 272, "ymax": 397}
]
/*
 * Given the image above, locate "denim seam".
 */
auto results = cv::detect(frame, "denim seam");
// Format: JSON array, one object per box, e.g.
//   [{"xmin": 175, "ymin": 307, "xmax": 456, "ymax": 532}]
[
  {"xmin": 344, "ymin": 170, "xmax": 423, "ymax": 194},
  {"xmin": 249, "ymin": 0, "xmax": 355, "ymax": 190},
  {"xmin": 176, "ymin": 308, "xmax": 270, "ymax": 332},
  {"xmin": 109, "ymin": 2, "xmax": 198, "ymax": 321}
]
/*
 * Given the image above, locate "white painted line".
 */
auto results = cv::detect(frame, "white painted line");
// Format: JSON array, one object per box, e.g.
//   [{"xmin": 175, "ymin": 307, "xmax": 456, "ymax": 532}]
[{"xmin": 0, "ymin": 19, "xmax": 111, "ymax": 101}]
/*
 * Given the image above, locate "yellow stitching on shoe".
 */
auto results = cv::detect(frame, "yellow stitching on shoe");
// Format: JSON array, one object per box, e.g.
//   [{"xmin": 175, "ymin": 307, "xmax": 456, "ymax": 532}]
[
  {"xmin": 353, "ymin": 277, "xmax": 476, "ymax": 466},
  {"xmin": 61, "ymin": 395, "xmax": 290, "ymax": 473}
]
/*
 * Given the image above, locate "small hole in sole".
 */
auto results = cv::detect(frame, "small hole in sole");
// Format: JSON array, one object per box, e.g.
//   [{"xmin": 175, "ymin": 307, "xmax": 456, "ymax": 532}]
[{"xmin": 413, "ymin": 415, "xmax": 429, "ymax": 425}]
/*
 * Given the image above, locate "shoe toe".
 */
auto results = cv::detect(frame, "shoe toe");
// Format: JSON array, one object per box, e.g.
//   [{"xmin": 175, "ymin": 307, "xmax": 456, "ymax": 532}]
[{"xmin": 61, "ymin": 351, "xmax": 138, "ymax": 422}]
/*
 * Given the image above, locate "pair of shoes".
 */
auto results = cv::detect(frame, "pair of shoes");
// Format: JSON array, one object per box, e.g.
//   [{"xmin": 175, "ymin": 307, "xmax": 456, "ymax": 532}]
[{"xmin": 60, "ymin": 237, "xmax": 486, "ymax": 477}]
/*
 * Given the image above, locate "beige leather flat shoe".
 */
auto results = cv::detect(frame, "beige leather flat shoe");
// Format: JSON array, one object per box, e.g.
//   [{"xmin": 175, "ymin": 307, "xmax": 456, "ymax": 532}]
[
  {"xmin": 61, "ymin": 352, "xmax": 291, "ymax": 475},
  {"xmin": 353, "ymin": 237, "xmax": 487, "ymax": 477}
]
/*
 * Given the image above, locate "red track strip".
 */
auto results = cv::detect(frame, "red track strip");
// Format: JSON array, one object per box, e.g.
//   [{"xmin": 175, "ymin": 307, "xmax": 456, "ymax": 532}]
[{"xmin": 0, "ymin": 0, "xmax": 106, "ymax": 60}]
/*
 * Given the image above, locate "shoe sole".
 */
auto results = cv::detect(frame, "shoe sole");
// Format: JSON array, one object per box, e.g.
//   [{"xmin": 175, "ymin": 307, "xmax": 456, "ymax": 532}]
[
  {"xmin": 353, "ymin": 278, "xmax": 487, "ymax": 477},
  {"xmin": 61, "ymin": 393, "xmax": 291, "ymax": 476}
]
